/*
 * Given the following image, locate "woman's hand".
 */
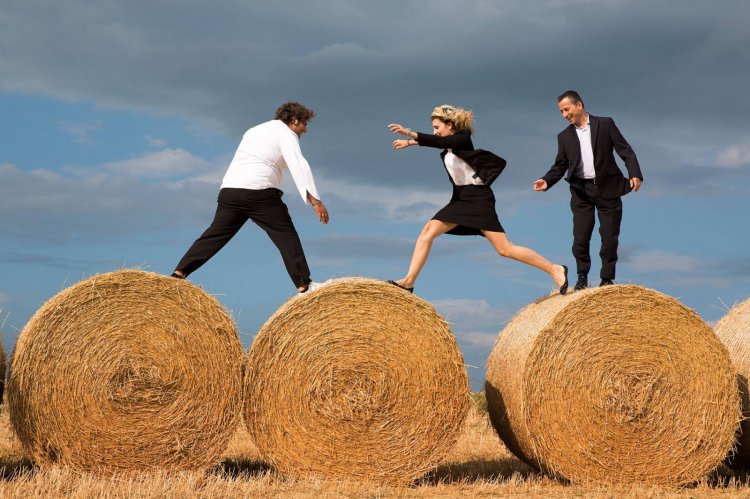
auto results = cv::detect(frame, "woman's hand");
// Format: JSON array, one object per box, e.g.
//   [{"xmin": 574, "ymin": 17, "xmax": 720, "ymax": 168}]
[
  {"xmin": 393, "ymin": 139, "xmax": 410, "ymax": 150},
  {"xmin": 388, "ymin": 124, "xmax": 413, "ymax": 137}
]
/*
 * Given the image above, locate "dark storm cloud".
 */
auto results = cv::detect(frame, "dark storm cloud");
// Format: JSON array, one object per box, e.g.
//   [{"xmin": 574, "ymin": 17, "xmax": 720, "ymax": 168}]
[{"xmin": 1, "ymin": 0, "xmax": 749, "ymax": 191}]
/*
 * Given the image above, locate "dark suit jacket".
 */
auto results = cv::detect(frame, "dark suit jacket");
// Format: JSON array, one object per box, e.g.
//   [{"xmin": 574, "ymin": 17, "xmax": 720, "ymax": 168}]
[
  {"xmin": 541, "ymin": 115, "xmax": 643, "ymax": 199},
  {"xmin": 415, "ymin": 129, "xmax": 507, "ymax": 186}
]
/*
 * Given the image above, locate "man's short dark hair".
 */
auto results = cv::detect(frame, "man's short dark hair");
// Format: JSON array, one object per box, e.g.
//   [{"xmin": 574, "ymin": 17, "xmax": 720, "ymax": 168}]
[
  {"xmin": 557, "ymin": 90, "xmax": 584, "ymax": 108},
  {"xmin": 275, "ymin": 102, "xmax": 317, "ymax": 125}
]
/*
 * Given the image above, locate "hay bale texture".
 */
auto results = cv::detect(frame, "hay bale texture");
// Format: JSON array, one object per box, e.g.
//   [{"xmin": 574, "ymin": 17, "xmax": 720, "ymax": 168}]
[
  {"xmin": 485, "ymin": 285, "xmax": 739, "ymax": 486},
  {"xmin": 7, "ymin": 270, "xmax": 244, "ymax": 472},
  {"xmin": 714, "ymin": 296, "xmax": 750, "ymax": 464},
  {"xmin": 245, "ymin": 278, "xmax": 469, "ymax": 484},
  {"xmin": 0, "ymin": 314, "xmax": 5, "ymax": 405}
]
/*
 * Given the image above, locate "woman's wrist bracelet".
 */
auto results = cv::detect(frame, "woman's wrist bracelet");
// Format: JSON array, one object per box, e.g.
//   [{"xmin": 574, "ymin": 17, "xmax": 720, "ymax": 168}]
[{"xmin": 312, "ymin": 200, "xmax": 321, "ymax": 206}]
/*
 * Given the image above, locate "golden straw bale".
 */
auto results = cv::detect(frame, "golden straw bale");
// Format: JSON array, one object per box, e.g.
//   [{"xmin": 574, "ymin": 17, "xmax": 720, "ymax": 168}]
[
  {"xmin": 244, "ymin": 278, "xmax": 469, "ymax": 484},
  {"xmin": 7, "ymin": 270, "xmax": 244, "ymax": 472},
  {"xmin": 714, "ymin": 296, "xmax": 750, "ymax": 464},
  {"xmin": 486, "ymin": 285, "xmax": 739, "ymax": 486},
  {"xmin": 0, "ymin": 327, "xmax": 5, "ymax": 405}
]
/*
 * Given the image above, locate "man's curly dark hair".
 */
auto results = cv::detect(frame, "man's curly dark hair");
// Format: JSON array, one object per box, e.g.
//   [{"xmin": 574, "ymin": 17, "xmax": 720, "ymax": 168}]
[{"xmin": 275, "ymin": 102, "xmax": 317, "ymax": 125}]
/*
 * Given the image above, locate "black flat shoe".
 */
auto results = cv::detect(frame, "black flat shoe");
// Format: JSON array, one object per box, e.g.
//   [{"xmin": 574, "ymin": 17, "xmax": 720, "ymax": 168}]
[
  {"xmin": 170, "ymin": 272, "xmax": 185, "ymax": 279},
  {"xmin": 600, "ymin": 278, "xmax": 615, "ymax": 287},
  {"xmin": 559, "ymin": 265, "xmax": 568, "ymax": 295},
  {"xmin": 386, "ymin": 280, "xmax": 414, "ymax": 293},
  {"xmin": 574, "ymin": 273, "xmax": 588, "ymax": 291}
]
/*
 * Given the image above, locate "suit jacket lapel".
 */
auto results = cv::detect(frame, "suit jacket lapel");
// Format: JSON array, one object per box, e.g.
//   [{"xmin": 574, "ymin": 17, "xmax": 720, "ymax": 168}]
[
  {"xmin": 589, "ymin": 114, "xmax": 598, "ymax": 156},
  {"xmin": 568, "ymin": 126, "xmax": 581, "ymax": 174}
]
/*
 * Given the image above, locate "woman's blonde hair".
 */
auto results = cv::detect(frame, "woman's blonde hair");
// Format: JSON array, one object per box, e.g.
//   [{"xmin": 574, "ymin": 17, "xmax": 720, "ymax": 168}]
[{"xmin": 430, "ymin": 105, "xmax": 475, "ymax": 134}]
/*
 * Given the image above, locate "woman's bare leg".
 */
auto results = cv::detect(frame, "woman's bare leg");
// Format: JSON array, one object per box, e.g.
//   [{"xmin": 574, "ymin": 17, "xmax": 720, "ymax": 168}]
[
  {"xmin": 396, "ymin": 220, "xmax": 457, "ymax": 288},
  {"xmin": 483, "ymin": 230, "xmax": 566, "ymax": 287}
]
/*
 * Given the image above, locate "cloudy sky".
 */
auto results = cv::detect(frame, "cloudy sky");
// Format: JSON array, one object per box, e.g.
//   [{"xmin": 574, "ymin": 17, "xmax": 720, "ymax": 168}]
[{"xmin": 1, "ymin": 0, "xmax": 749, "ymax": 389}]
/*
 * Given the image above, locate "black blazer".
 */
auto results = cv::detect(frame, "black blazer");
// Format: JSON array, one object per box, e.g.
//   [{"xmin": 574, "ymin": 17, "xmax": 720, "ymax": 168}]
[
  {"xmin": 416, "ymin": 129, "xmax": 507, "ymax": 186},
  {"xmin": 541, "ymin": 115, "xmax": 643, "ymax": 200}
]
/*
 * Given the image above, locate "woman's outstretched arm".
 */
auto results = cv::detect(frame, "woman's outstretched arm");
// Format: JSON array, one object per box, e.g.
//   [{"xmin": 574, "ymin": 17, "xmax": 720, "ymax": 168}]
[
  {"xmin": 388, "ymin": 123, "xmax": 472, "ymax": 150},
  {"xmin": 413, "ymin": 131, "xmax": 471, "ymax": 150}
]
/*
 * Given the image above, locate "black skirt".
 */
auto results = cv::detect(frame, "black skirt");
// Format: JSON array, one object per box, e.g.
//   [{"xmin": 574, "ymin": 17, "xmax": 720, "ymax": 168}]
[{"xmin": 432, "ymin": 184, "xmax": 505, "ymax": 237}]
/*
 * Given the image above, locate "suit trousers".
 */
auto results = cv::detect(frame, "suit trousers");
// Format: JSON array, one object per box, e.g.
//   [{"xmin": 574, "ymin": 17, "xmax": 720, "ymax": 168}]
[
  {"xmin": 175, "ymin": 188, "xmax": 311, "ymax": 288},
  {"xmin": 569, "ymin": 182, "xmax": 623, "ymax": 280}
]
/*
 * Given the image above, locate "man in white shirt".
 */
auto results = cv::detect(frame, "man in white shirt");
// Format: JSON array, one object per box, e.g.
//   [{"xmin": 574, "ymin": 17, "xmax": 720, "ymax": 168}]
[{"xmin": 171, "ymin": 102, "xmax": 330, "ymax": 293}]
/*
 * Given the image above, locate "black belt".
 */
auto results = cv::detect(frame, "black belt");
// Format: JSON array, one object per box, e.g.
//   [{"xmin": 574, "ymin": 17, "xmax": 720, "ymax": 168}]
[{"xmin": 579, "ymin": 178, "xmax": 597, "ymax": 184}]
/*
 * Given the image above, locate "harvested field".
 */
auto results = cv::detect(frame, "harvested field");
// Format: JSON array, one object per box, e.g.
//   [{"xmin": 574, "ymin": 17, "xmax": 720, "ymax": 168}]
[
  {"xmin": 486, "ymin": 285, "xmax": 740, "ymax": 486},
  {"xmin": 6, "ymin": 270, "xmax": 245, "ymax": 473}
]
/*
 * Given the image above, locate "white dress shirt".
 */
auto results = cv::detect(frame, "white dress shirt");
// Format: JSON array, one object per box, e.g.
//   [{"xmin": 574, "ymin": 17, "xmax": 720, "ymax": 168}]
[
  {"xmin": 444, "ymin": 150, "xmax": 485, "ymax": 186},
  {"xmin": 221, "ymin": 120, "xmax": 321, "ymax": 204},
  {"xmin": 574, "ymin": 114, "xmax": 596, "ymax": 179}
]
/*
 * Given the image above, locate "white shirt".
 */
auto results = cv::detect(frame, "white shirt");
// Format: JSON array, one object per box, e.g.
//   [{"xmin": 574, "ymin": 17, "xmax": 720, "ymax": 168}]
[
  {"xmin": 444, "ymin": 150, "xmax": 485, "ymax": 186},
  {"xmin": 221, "ymin": 120, "xmax": 321, "ymax": 204},
  {"xmin": 574, "ymin": 114, "xmax": 596, "ymax": 179}
]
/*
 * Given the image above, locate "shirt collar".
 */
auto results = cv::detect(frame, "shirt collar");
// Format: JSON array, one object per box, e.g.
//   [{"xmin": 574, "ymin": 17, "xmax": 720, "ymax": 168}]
[{"xmin": 575, "ymin": 113, "xmax": 590, "ymax": 131}]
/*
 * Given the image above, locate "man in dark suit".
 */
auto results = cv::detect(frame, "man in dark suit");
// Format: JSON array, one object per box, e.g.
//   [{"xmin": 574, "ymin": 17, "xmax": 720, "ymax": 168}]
[{"xmin": 534, "ymin": 90, "xmax": 643, "ymax": 289}]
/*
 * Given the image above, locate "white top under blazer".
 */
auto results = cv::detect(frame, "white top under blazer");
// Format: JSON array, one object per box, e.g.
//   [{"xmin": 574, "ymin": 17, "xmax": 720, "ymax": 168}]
[
  {"xmin": 221, "ymin": 120, "xmax": 321, "ymax": 204},
  {"xmin": 444, "ymin": 149, "xmax": 485, "ymax": 186}
]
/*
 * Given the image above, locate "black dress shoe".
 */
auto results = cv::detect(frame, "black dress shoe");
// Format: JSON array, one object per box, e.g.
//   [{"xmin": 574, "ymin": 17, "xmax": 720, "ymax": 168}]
[
  {"xmin": 574, "ymin": 273, "xmax": 588, "ymax": 291},
  {"xmin": 559, "ymin": 265, "xmax": 568, "ymax": 295},
  {"xmin": 600, "ymin": 278, "xmax": 615, "ymax": 287},
  {"xmin": 386, "ymin": 280, "xmax": 414, "ymax": 293}
]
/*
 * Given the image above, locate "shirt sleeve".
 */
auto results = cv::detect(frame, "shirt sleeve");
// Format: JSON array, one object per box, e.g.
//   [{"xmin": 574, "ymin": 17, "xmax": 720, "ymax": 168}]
[{"xmin": 278, "ymin": 127, "xmax": 321, "ymax": 205}]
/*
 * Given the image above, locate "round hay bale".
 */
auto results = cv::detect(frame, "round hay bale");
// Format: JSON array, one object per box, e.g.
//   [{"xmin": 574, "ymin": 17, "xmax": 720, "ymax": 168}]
[
  {"xmin": 714, "ymin": 296, "xmax": 750, "ymax": 464},
  {"xmin": 485, "ymin": 285, "xmax": 739, "ymax": 486},
  {"xmin": 244, "ymin": 278, "xmax": 469, "ymax": 484},
  {"xmin": 7, "ymin": 270, "xmax": 244, "ymax": 472},
  {"xmin": 0, "ymin": 334, "xmax": 5, "ymax": 406}
]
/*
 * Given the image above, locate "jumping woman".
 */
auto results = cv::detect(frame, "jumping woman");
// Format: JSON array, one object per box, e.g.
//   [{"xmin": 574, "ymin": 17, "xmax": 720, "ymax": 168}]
[{"xmin": 387, "ymin": 105, "xmax": 568, "ymax": 294}]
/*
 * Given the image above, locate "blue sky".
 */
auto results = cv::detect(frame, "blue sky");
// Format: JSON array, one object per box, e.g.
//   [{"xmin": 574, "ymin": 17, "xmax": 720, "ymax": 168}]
[{"xmin": 1, "ymin": 0, "xmax": 749, "ymax": 390}]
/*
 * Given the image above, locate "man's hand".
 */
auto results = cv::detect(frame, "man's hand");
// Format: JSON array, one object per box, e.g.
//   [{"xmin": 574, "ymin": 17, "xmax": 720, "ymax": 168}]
[
  {"xmin": 630, "ymin": 178, "xmax": 642, "ymax": 192},
  {"xmin": 533, "ymin": 179, "xmax": 548, "ymax": 191},
  {"xmin": 313, "ymin": 201, "xmax": 329, "ymax": 224},
  {"xmin": 393, "ymin": 139, "xmax": 410, "ymax": 150}
]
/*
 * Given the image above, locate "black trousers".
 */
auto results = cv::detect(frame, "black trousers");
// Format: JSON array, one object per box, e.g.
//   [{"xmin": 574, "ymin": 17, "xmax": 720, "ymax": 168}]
[
  {"xmin": 569, "ymin": 182, "xmax": 623, "ymax": 280},
  {"xmin": 175, "ymin": 188, "xmax": 311, "ymax": 288}
]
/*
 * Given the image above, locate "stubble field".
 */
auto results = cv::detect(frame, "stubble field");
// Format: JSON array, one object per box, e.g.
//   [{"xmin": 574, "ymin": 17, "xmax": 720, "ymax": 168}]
[{"xmin": 0, "ymin": 396, "xmax": 749, "ymax": 498}]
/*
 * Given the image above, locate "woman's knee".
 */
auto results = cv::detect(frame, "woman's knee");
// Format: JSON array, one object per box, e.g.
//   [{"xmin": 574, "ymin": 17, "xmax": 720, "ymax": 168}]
[
  {"xmin": 495, "ymin": 241, "xmax": 514, "ymax": 257},
  {"xmin": 419, "ymin": 222, "xmax": 443, "ymax": 241}
]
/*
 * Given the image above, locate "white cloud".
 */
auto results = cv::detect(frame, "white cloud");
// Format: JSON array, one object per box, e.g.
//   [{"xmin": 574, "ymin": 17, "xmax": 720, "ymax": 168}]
[
  {"xmin": 58, "ymin": 120, "xmax": 103, "ymax": 145},
  {"xmin": 454, "ymin": 330, "xmax": 498, "ymax": 349},
  {"xmin": 0, "ymin": 293, "xmax": 16, "ymax": 303},
  {"xmin": 432, "ymin": 298, "xmax": 513, "ymax": 329},
  {"xmin": 624, "ymin": 250, "xmax": 702, "ymax": 273},
  {"xmin": 144, "ymin": 135, "xmax": 167, "ymax": 147},
  {"xmin": 100, "ymin": 148, "xmax": 214, "ymax": 179},
  {"xmin": 0, "ymin": 162, "xmax": 218, "ymax": 241},
  {"xmin": 717, "ymin": 142, "xmax": 750, "ymax": 168},
  {"xmin": 298, "ymin": 43, "xmax": 382, "ymax": 62},
  {"xmin": 663, "ymin": 277, "xmax": 731, "ymax": 288}
]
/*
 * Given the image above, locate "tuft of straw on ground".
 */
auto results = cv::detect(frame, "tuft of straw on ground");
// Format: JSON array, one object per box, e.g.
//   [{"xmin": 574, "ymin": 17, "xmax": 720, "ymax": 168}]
[
  {"xmin": 244, "ymin": 277, "xmax": 470, "ymax": 484},
  {"xmin": 485, "ymin": 285, "xmax": 740, "ymax": 486},
  {"xmin": 6, "ymin": 269, "xmax": 245, "ymax": 472},
  {"xmin": 715, "ymin": 296, "xmax": 750, "ymax": 465}
]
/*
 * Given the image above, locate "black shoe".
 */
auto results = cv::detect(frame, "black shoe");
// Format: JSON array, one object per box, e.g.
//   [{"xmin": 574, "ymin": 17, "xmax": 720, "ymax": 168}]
[
  {"xmin": 170, "ymin": 272, "xmax": 185, "ymax": 279},
  {"xmin": 600, "ymin": 278, "xmax": 615, "ymax": 287},
  {"xmin": 386, "ymin": 280, "xmax": 414, "ymax": 293},
  {"xmin": 559, "ymin": 265, "xmax": 568, "ymax": 295},
  {"xmin": 574, "ymin": 273, "xmax": 588, "ymax": 291}
]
